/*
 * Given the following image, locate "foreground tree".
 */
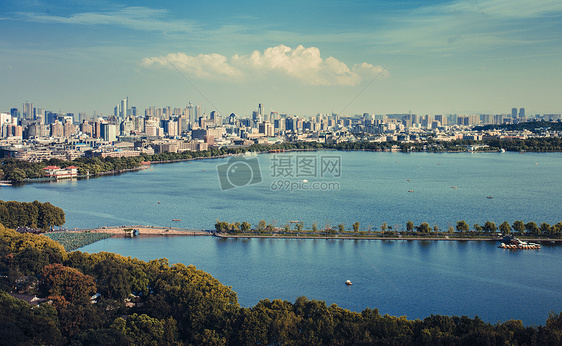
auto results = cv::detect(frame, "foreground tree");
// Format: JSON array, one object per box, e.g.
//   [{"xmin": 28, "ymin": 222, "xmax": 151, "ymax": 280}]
[{"xmin": 40, "ymin": 263, "xmax": 96, "ymax": 304}]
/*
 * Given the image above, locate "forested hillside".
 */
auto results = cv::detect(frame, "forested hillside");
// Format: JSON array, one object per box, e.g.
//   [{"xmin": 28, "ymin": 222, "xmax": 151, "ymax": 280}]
[{"xmin": 1, "ymin": 224, "xmax": 561, "ymax": 345}]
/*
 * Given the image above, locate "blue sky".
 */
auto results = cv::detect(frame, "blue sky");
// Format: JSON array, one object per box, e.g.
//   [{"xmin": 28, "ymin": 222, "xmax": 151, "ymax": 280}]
[{"xmin": 2, "ymin": 0, "xmax": 562, "ymax": 117}]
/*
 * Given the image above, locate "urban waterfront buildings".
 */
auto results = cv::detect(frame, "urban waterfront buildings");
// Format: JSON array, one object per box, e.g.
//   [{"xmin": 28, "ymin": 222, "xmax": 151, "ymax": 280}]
[{"xmin": 1, "ymin": 100, "xmax": 560, "ymax": 162}]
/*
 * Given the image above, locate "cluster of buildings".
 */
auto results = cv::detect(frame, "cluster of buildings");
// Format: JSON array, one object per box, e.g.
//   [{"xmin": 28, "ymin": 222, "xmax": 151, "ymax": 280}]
[{"xmin": 1, "ymin": 100, "xmax": 560, "ymax": 162}]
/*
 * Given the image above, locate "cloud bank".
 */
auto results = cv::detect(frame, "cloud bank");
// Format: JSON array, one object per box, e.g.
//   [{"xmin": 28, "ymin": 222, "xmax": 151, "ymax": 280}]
[{"xmin": 141, "ymin": 45, "xmax": 388, "ymax": 86}]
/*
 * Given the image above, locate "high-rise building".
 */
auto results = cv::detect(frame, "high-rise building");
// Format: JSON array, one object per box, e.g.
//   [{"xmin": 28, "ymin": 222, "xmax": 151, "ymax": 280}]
[
  {"xmin": 512, "ymin": 108, "xmax": 517, "ymax": 118},
  {"xmin": 519, "ymin": 108, "xmax": 525, "ymax": 118},
  {"xmin": 100, "ymin": 122, "xmax": 117, "ymax": 142},
  {"xmin": 36, "ymin": 109, "xmax": 46, "ymax": 123},
  {"xmin": 187, "ymin": 102, "xmax": 194, "ymax": 123},
  {"xmin": 195, "ymin": 105, "xmax": 201, "ymax": 121},
  {"xmin": 23, "ymin": 102, "xmax": 34, "ymax": 120},
  {"xmin": 120, "ymin": 98, "xmax": 128, "ymax": 118},
  {"xmin": 434, "ymin": 114, "xmax": 446, "ymax": 126}
]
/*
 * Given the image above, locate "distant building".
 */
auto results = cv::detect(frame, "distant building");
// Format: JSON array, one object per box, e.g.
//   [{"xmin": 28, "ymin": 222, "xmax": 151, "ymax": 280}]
[{"xmin": 43, "ymin": 165, "xmax": 79, "ymax": 179}]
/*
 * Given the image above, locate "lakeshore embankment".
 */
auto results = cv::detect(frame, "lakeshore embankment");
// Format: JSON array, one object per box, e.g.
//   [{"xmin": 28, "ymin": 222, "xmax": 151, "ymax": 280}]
[
  {"xmin": 76, "ymin": 226, "xmax": 210, "ymax": 237},
  {"xmin": 214, "ymin": 233, "xmax": 562, "ymax": 242},
  {"xmin": 69, "ymin": 227, "xmax": 562, "ymax": 242}
]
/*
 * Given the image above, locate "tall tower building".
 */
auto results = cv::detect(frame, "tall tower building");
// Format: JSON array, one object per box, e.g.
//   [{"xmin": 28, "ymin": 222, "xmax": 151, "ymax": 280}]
[
  {"xmin": 23, "ymin": 102, "xmax": 34, "ymax": 120},
  {"xmin": 195, "ymin": 105, "xmax": 201, "ymax": 121},
  {"xmin": 187, "ymin": 102, "xmax": 194, "ymax": 123},
  {"xmin": 511, "ymin": 108, "xmax": 517, "ymax": 118},
  {"xmin": 519, "ymin": 108, "xmax": 525, "ymax": 118},
  {"xmin": 120, "ymin": 98, "xmax": 128, "ymax": 118},
  {"xmin": 258, "ymin": 103, "xmax": 264, "ymax": 123}
]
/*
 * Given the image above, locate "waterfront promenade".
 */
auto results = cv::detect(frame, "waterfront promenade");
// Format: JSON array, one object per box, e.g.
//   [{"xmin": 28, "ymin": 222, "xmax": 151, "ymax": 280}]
[
  {"xmin": 66, "ymin": 226, "xmax": 562, "ymax": 242},
  {"xmin": 72, "ymin": 225, "xmax": 210, "ymax": 237},
  {"xmin": 214, "ymin": 232, "xmax": 562, "ymax": 242}
]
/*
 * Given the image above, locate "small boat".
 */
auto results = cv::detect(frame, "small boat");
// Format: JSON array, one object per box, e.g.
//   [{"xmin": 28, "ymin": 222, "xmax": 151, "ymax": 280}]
[
  {"xmin": 451, "ymin": 186, "xmax": 458, "ymax": 189},
  {"xmin": 172, "ymin": 219, "xmax": 181, "ymax": 222},
  {"xmin": 408, "ymin": 190, "xmax": 414, "ymax": 193},
  {"xmin": 487, "ymin": 196, "xmax": 493, "ymax": 199},
  {"xmin": 345, "ymin": 280, "xmax": 352, "ymax": 286},
  {"xmin": 158, "ymin": 201, "xmax": 161, "ymax": 204},
  {"xmin": 302, "ymin": 179, "xmax": 308, "ymax": 183},
  {"xmin": 290, "ymin": 220, "xmax": 299, "ymax": 223},
  {"xmin": 406, "ymin": 179, "xmax": 410, "ymax": 181}
]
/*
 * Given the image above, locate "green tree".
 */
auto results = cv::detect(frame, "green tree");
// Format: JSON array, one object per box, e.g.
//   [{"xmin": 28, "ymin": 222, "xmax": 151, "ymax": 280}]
[
  {"xmin": 241, "ymin": 221, "xmax": 251, "ymax": 232},
  {"xmin": 456, "ymin": 220, "xmax": 469, "ymax": 233},
  {"xmin": 312, "ymin": 223, "xmax": 318, "ymax": 232},
  {"xmin": 473, "ymin": 223, "xmax": 483, "ymax": 232},
  {"xmin": 352, "ymin": 222, "xmax": 360, "ymax": 233},
  {"xmin": 525, "ymin": 222, "xmax": 540, "ymax": 236},
  {"xmin": 338, "ymin": 224, "xmax": 345, "ymax": 233},
  {"xmin": 499, "ymin": 221, "xmax": 511, "ymax": 234},
  {"xmin": 406, "ymin": 220, "xmax": 414, "ymax": 232},
  {"xmin": 483, "ymin": 221, "xmax": 497, "ymax": 233},
  {"xmin": 417, "ymin": 222, "xmax": 431, "ymax": 233},
  {"xmin": 380, "ymin": 222, "xmax": 388, "ymax": 232},
  {"xmin": 258, "ymin": 220, "xmax": 267, "ymax": 231},
  {"xmin": 92, "ymin": 257, "xmax": 131, "ymax": 301},
  {"xmin": 540, "ymin": 223, "xmax": 551, "ymax": 236},
  {"xmin": 512, "ymin": 220, "xmax": 525, "ymax": 234}
]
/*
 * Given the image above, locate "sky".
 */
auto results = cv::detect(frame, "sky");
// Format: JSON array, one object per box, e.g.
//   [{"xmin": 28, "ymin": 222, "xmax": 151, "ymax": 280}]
[{"xmin": 1, "ymin": 0, "xmax": 562, "ymax": 118}]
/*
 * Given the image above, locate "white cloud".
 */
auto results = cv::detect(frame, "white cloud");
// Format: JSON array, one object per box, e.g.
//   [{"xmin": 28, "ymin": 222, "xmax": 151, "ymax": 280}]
[
  {"xmin": 142, "ymin": 45, "xmax": 388, "ymax": 86},
  {"xmin": 141, "ymin": 53, "xmax": 243, "ymax": 80},
  {"xmin": 16, "ymin": 6, "xmax": 197, "ymax": 33}
]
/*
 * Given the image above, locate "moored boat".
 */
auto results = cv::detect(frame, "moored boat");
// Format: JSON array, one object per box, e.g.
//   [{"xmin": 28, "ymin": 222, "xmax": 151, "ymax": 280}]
[{"xmin": 499, "ymin": 235, "xmax": 540, "ymax": 250}]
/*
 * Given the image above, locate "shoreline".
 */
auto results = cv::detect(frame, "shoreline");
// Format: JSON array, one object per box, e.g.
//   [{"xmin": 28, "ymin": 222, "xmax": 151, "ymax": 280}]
[
  {"xmin": 214, "ymin": 233, "xmax": 562, "ymax": 242},
  {"xmin": 63, "ymin": 227, "xmax": 561, "ymax": 243},
  {"xmin": 68, "ymin": 226, "xmax": 210, "ymax": 237}
]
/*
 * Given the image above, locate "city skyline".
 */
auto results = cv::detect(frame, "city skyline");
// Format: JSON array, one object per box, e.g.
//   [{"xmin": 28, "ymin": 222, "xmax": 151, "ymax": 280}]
[{"xmin": 2, "ymin": 0, "xmax": 562, "ymax": 117}]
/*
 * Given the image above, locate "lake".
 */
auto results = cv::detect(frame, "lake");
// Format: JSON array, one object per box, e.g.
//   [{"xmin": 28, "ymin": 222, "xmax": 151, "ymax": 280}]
[
  {"xmin": 2, "ymin": 151, "xmax": 561, "ymax": 325},
  {"xmin": 79, "ymin": 235, "xmax": 562, "ymax": 326}
]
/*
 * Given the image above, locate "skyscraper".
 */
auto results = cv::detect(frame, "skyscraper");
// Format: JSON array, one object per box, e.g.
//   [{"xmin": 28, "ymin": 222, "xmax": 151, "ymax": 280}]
[
  {"xmin": 512, "ymin": 108, "xmax": 517, "ymax": 118},
  {"xmin": 519, "ymin": 108, "xmax": 525, "ymax": 118},
  {"xmin": 120, "ymin": 98, "xmax": 128, "ymax": 118},
  {"xmin": 258, "ymin": 103, "xmax": 264, "ymax": 123},
  {"xmin": 187, "ymin": 102, "xmax": 194, "ymax": 123},
  {"xmin": 195, "ymin": 105, "xmax": 202, "ymax": 121},
  {"xmin": 23, "ymin": 102, "xmax": 34, "ymax": 120}
]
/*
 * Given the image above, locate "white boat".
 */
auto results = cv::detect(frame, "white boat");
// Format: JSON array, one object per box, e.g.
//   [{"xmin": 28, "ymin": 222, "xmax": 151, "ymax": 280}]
[{"xmin": 345, "ymin": 280, "xmax": 352, "ymax": 285}]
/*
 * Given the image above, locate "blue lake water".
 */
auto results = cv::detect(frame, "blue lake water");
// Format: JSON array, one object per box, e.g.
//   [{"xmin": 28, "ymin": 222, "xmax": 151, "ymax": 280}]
[
  {"xmin": 2, "ymin": 151, "xmax": 561, "ymax": 325},
  {"xmin": 80, "ymin": 236, "xmax": 562, "ymax": 326}
]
